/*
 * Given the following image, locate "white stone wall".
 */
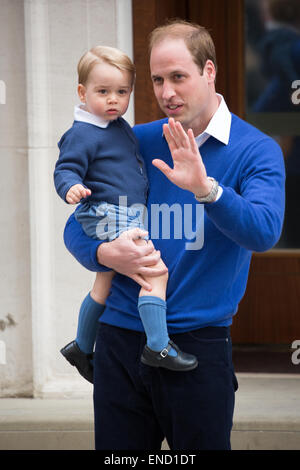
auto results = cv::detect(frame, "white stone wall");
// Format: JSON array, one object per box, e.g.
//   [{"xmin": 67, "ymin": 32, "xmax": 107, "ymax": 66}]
[{"xmin": 0, "ymin": 0, "xmax": 133, "ymax": 397}]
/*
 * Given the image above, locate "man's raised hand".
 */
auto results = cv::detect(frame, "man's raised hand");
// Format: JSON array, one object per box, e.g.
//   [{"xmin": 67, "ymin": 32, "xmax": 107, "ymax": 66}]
[{"xmin": 152, "ymin": 118, "xmax": 213, "ymax": 197}]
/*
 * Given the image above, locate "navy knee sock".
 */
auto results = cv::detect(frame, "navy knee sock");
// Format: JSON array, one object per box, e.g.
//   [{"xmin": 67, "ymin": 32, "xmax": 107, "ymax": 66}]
[
  {"xmin": 138, "ymin": 296, "xmax": 177, "ymax": 356},
  {"xmin": 75, "ymin": 292, "xmax": 105, "ymax": 354}
]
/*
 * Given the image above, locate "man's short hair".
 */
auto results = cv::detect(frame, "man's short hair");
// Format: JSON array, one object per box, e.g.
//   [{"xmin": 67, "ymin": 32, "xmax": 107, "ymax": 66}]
[
  {"xmin": 77, "ymin": 45, "xmax": 136, "ymax": 86},
  {"xmin": 149, "ymin": 19, "xmax": 217, "ymax": 75}
]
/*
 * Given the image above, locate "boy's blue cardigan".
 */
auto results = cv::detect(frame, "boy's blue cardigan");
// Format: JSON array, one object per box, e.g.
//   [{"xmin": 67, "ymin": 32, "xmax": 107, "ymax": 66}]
[{"xmin": 54, "ymin": 117, "xmax": 148, "ymax": 207}]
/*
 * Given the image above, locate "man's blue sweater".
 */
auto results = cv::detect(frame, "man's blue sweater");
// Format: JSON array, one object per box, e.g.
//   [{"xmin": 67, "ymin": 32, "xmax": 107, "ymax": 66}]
[{"xmin": 64, "ymin": 114, "xmax": 285, "ymax": 333}]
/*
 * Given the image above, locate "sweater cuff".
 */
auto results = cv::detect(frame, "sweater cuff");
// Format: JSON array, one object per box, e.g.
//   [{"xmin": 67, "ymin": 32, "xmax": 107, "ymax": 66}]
[
  {"xmin": 204, "ymin": 184, "xmax": 235, "ymax": 219},
  {"xmin": 214, "ymin": 185, "xmax": 223, "ymax": 202}
]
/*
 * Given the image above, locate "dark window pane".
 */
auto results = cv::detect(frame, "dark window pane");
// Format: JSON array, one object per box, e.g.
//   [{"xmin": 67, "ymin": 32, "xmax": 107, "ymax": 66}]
[{"xmin": 245, "ymin": 0, "xmax": 300, "ymax": 248}]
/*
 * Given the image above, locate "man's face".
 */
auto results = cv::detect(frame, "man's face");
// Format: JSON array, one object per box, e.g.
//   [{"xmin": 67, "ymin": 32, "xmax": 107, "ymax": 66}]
[{"xmin": 150, "ymin": 38, "xmax": 216, "ymax": 135}]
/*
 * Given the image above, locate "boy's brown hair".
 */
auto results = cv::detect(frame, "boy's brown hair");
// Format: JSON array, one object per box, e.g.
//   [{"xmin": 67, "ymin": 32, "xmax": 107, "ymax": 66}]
[{"xmin": 77, "ymin": 45, "xmax": 136, "ymax": 86}]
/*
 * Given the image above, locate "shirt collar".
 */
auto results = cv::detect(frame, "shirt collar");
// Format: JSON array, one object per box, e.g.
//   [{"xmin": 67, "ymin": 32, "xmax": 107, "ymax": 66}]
[
  {"xmin": 74, "ymin": 104, "xmax": 110, "ymax": 128},
  {"xmin": 195, "ymin": 94, "xmax": 231, "ymax": 147}
]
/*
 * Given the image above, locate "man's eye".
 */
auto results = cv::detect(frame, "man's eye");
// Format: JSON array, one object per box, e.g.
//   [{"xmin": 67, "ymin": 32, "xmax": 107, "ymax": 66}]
[{"xmin": 173, "ymin": 74, "xmax": 184, "ymax": 81}]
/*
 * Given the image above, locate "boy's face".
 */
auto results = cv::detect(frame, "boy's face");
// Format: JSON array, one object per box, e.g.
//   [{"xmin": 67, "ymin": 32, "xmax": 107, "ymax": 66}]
[{"xmin": 78, "ymin": 62, "xmax": 132, "ymax": 120}]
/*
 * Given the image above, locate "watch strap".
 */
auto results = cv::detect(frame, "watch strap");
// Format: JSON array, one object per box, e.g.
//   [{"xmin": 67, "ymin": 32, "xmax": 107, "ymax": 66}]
[{"xmin": 194, "ymin": 177, "xmax": 219, "ymax": 203}]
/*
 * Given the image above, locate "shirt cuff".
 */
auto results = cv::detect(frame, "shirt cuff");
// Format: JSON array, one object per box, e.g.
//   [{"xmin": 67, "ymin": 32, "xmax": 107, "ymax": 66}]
[{"xmin": 214, "ymin": 185, "xmax": 223, "ymax": 202}]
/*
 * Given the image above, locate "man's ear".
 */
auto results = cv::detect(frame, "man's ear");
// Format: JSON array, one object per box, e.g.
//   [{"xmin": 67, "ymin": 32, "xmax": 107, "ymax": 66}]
[
  {"xmin": 203, "ymin": 60, "xmax": 216, "ymax": 84},
  {"xmin": 78, "ymin": 84, "xmax": 86, "ymax": 103}
]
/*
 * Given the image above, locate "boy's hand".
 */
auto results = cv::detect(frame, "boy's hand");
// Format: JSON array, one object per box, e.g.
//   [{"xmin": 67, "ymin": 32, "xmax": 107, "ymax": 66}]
[{"xmin": 66, "ymin": 184, "xmax": 92, "ymax": 204}]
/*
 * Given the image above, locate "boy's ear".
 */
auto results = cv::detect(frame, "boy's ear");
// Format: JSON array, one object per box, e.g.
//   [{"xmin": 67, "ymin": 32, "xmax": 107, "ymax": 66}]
[{"xmin": 78, "ymin": 84, "xmax": 86, "ymax": 103}]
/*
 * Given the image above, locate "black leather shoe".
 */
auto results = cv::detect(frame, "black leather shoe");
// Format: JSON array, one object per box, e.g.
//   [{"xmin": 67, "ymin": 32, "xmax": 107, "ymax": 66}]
[
  {"xmin": 60, "ymin": 340, "xmax": 94, "ymax": 384},
  {"xmin": 141, "ymin": 340, "xmax": 198, "ymax": 371}
]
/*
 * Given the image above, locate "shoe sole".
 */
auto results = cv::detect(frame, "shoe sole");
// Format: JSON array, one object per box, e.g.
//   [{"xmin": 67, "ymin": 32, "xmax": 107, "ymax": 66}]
[{"xmin": 141, "ymin": 356, "xmax": 198, "ymax": 371}]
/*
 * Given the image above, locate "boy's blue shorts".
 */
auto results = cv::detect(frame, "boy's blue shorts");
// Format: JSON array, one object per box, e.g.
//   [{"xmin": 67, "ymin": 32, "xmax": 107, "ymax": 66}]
[{"xmin": 75, "ymin": 201, "xmax": 148, "ymax": 241}]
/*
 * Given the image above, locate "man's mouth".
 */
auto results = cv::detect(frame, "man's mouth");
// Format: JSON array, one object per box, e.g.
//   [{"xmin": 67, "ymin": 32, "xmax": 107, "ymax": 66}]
[
  {"xmin": 165, "ymin": 103, "xmax": 183, "ymax": 115},
  {"xmin": 167, "ymin": 104, "xmax": 182, "ymax": 110}
]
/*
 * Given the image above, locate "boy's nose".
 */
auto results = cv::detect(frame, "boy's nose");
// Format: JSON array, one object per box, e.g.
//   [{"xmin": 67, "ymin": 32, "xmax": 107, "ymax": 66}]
[{"xmin": 108, "ymin": 93, "xmax": 118, "ymax": 103}]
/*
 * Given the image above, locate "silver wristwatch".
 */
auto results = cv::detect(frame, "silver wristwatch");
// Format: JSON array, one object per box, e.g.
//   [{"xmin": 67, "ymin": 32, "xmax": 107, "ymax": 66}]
[{"xmin": 194, "ymin": 177, "xmax": 219, "ymax": 203}]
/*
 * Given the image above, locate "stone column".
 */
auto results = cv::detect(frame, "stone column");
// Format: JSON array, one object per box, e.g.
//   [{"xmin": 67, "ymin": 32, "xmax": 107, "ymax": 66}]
[
  {"xmin": 22, "ymin": 0, "xmax": 133, "ymax": 397},
  {"xmin": 0, "ymin": 0, "xmax": 32, "ymax": 397}
]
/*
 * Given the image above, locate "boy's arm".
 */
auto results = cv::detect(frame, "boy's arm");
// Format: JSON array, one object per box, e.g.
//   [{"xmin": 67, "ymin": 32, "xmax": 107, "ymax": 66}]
[
  {"xmin": 54, "ymin": 128, "xmax": 91, "ymax": 203},
  {"xmin": 64, "ymin": 212, "xmax": 167, "ymax": 289}
]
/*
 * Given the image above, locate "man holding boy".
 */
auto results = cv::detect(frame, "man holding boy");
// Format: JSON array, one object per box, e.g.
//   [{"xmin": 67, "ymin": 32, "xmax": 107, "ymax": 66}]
[{"xmin": 63, "ymin": 20, "xmax": 285, "ymax": 449}]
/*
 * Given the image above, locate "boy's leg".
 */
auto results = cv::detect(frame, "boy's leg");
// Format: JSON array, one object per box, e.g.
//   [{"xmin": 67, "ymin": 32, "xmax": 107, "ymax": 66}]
[
  {"xmin": 135, "ymin": 239, "xmax": 197, "ymax": 371},
  {"xmin": 61, "ymin": 271, "xmax": 114, "ymax": 383},
  {"xmin": 76, "ymin": 271, "xmax": 115, "ymax": 353},
  {"xmin": 90, "ymin": 270, "xmax": 115, "ymax": 305}
]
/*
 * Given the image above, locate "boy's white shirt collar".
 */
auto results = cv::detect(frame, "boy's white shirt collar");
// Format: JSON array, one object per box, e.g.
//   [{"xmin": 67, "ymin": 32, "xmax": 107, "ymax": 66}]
[
  {"xmin": 74, "ymin": 104, "xmax": 110, "ymax": 128},
  {"xmin": 195, "ymin": 93, "xmax": 232, "ymax": 147}
]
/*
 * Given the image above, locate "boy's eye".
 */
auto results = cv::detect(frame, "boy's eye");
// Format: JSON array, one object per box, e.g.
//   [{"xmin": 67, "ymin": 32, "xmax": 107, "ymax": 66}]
[{"xmin": 98, "ymin": 89, "xmax": 107, "ymax": 94}]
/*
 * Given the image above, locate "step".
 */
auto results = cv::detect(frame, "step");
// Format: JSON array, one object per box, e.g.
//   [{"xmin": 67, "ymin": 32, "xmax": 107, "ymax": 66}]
[{"xmin": 0, "ymin": 374, "xmax": 299, "ymax": 450}]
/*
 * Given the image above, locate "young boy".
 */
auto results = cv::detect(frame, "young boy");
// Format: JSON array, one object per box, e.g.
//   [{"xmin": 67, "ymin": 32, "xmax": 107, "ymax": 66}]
[{"xmin": 54, "ymin": 46, "xmax": 198, "ymax": 383}]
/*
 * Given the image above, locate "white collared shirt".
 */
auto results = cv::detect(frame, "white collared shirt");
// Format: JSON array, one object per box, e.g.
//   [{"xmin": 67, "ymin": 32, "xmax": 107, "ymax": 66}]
[
  {"xmin": 74, "ymin": 104, "xmax": 110, "ymax": 128},
  {"xmin": 195, "ymin": 93, "xmax": 231, "ymax": 148},
  {"xmin": 194, "ymin": 94, "xmax": 231, "ymax": 201}
]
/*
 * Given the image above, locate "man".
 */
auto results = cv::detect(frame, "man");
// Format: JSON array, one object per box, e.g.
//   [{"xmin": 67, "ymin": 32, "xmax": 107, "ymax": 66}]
[{"xmin": 63, "ymin": 20, "xmax": 285, "ymax": 450}]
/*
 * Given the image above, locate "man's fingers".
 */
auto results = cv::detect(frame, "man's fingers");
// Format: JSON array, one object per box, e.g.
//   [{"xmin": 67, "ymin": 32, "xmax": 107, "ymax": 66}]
[
  {"xmin": 163, "ymin": 122, "xmax": 179, "ymax": 151},
  {"xmin": 138, "ymin": 265, "xmax": 168, "ymax": 277},
  {"xmin": 165, "ymin": 120, "xmax": 182, "ymax": 148},
  {"xmin": 138, "ymin": 250, "xmax": 161, "ymax": 267},
  {"xmin": 152, "ymin": 158, "xmax": 173, "ymax": 181},
  {"xmin": 119, "ymin": 227, "xmax": 149, "ymax": 241},
  {"xmin": 131, "ymin": 274, "xmax": 152, "ymax": 291},
  {"xmin": 187, "ymin": 128, "xmax": 199, "ymax": 154},
  {"xmin": 174, "ymin": 120, "xmax": 191, "ymax": 149}
]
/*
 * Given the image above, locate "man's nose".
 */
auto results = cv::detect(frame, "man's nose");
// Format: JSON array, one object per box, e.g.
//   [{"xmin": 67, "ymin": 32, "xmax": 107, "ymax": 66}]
[{"xmin": 161, "ymin": 82, "xmax": 175, "ymax": 100}]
